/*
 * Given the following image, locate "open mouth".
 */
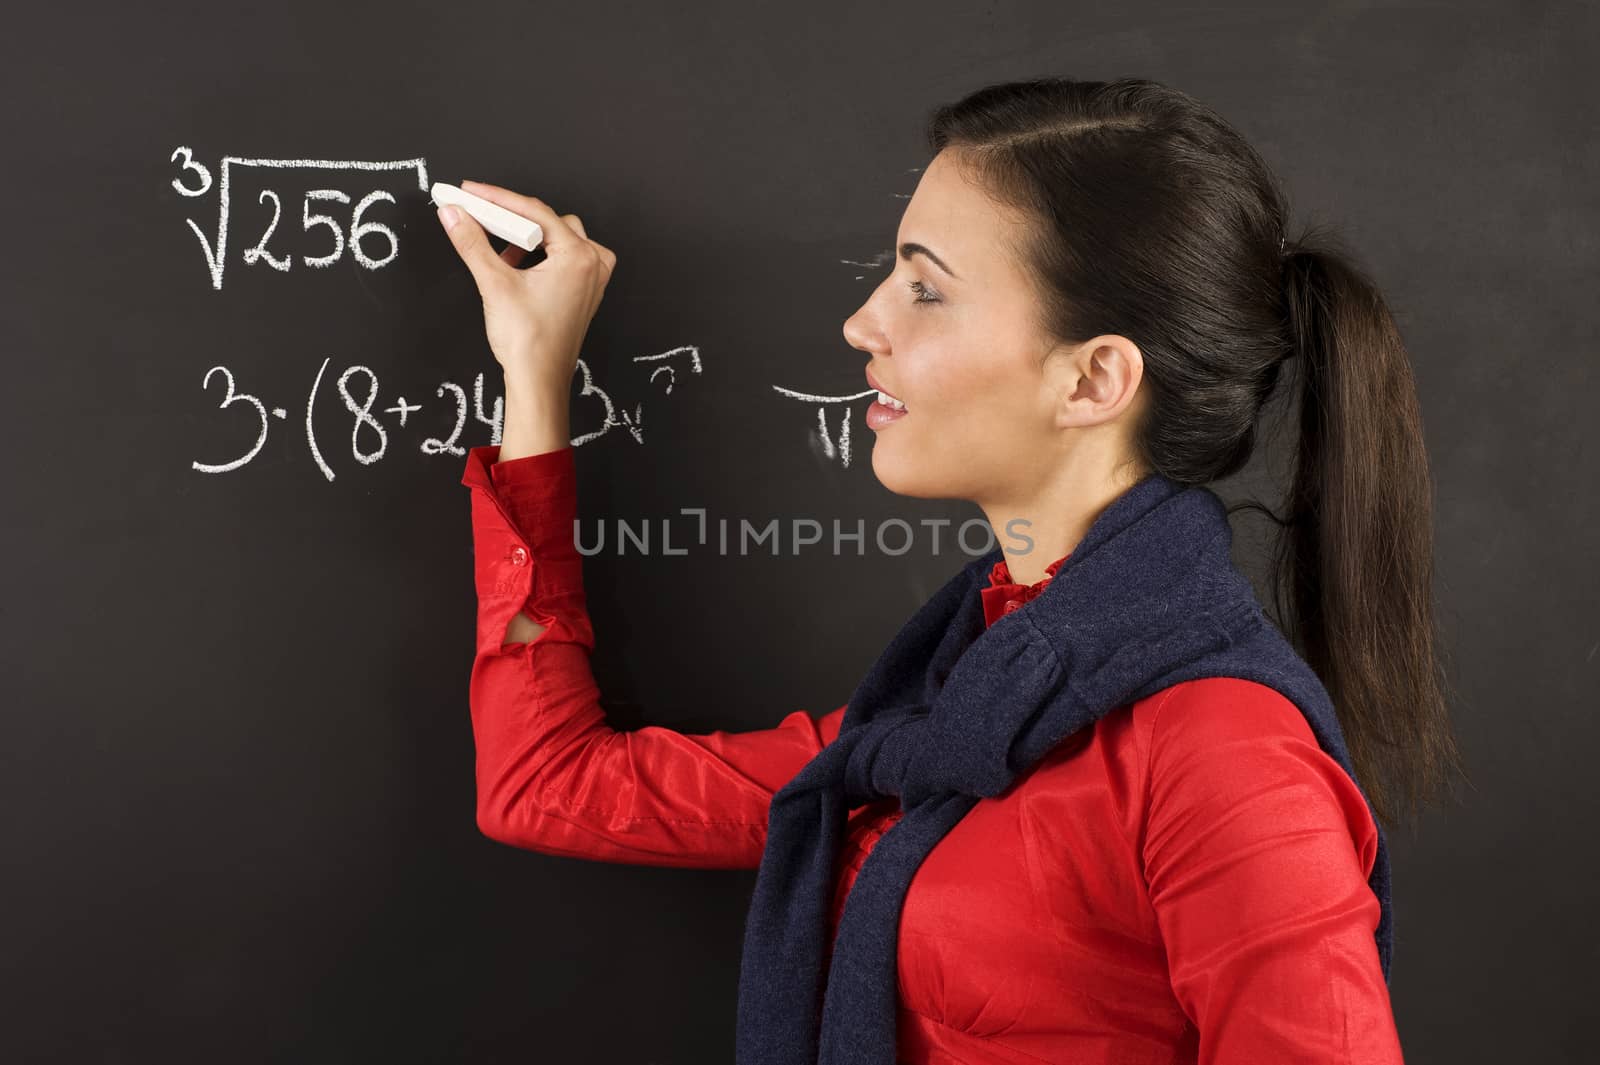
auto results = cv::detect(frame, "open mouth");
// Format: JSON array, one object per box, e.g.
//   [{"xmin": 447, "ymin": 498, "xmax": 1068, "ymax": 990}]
[{"xmin": 866, "ymin": 388, "xmax": 910, "ymax": 430}]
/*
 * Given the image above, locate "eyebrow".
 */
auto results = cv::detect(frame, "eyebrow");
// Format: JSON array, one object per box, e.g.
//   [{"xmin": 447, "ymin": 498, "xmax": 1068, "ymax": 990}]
[{"xmin": 898, "ymin": 241, "xmax": 959, "ymax": 280}]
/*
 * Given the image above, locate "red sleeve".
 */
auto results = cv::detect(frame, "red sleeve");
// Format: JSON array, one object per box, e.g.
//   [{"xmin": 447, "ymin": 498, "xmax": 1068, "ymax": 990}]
[
  {"xmin": 460, "ymin": 443, "xmax": 847, "ymax": 869},
  {"xmin": 1139, "ymin": 678, "xmax": 1404, "ymax": 1063}
]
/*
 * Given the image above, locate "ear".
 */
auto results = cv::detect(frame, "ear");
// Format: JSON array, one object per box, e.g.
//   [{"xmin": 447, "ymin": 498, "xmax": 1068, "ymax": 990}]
[{"xmin": 1046, "ymin": 335, "xmax": 1144, "ymax": 429}]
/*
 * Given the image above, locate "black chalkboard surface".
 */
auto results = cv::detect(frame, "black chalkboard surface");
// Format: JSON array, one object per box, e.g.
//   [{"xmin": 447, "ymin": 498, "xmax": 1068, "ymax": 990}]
[{"xmin": 4, "ymin": 1, "xmax": 1595, "ymax": 1063}]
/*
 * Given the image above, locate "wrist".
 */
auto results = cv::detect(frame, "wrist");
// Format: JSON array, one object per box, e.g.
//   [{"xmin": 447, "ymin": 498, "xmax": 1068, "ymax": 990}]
[
  {"xmin": 499, "ymin": 378, "xmax": 571, "ymax": 462},
  {"xmin": 504, "ymin": 363, "xmax": 572, "ymax": 401}
]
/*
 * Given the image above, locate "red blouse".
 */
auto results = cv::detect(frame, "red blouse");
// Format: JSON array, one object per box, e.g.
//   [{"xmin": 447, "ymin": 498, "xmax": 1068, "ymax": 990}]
[{"xmin": 461, "ymin": 443, "xmax": 1403, "ymax": 1065}]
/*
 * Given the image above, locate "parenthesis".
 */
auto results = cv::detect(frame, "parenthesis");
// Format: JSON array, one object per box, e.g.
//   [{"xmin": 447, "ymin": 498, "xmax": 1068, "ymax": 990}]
[{"xmin": 307, "ymin": 355, "xmax": 335, "ymax": 481}]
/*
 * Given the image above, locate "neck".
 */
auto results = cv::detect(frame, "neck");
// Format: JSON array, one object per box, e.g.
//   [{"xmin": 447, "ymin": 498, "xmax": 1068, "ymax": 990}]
[{"xmin": 979, "ymin": 463, "xmax": 1149, "ymax": 587}]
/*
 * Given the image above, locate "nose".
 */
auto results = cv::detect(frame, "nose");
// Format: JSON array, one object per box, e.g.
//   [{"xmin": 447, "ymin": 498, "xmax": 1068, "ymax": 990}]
[{"xmin": 842, "ymin": 301, "xmax": 883, "ymax": 355}]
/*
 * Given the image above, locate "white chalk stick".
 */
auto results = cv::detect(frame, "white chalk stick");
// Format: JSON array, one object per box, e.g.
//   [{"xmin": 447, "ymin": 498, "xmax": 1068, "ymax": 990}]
[{"xmin": 431, "ymin": 181, "xmax": 545, "ymax": 251}]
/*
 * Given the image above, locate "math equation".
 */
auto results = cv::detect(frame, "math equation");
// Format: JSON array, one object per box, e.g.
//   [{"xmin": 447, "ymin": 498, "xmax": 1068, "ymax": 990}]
[
  {"xmin": 190, "ymin": 346, "xmax": 703, "ymax": 481},
  {"xmin": 170, "ymin": 148, "xmax": 427, "ymax": 291},
  {"xmin": 172, "ymin": 147, "xmax": 705, "ymax": 478}
]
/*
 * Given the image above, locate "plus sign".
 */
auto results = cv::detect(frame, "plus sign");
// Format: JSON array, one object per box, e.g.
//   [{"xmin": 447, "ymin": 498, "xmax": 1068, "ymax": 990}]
[{"xmin": 385, "ymin": 396, "xmax": 423, "ymax": 427}]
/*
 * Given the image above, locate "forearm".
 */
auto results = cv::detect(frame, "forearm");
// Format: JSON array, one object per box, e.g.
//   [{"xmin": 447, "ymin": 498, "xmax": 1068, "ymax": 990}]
[
  {"xmin": 498, "ymin": 370, "xmax": 570, "ymax": 641},
  {"xmin": 461, "ymin": 441, "xmax": 854, "ymax": 869}
]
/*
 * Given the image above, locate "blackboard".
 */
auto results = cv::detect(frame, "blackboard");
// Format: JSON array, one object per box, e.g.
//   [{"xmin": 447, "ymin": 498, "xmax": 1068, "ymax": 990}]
[{"xmin": 5, "ymin": 2, "xmax": 1595, "ymax": 1063}]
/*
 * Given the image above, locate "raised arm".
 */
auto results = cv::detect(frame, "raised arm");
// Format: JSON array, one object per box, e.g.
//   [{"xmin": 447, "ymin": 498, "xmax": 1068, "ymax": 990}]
[
  {"xmin": 461, "ymin": 442, "xmax": 847, "ymax": 869},
  {"xmin": 1140, "ymin": 678, "xmax": 1404, "ymax": 1063}
]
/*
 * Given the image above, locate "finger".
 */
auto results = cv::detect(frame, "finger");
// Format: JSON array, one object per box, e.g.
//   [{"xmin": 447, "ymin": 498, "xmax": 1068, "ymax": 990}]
[
  {"xmin": 460, "ymin": 180, "xmax": 582, "ymax": 252},
  {"xmin": 500, "ymin": 242, "xmax": 529, "ymax": 268},
  {"xmin": 437, "ymin": 204, "xmax": 507, "ymax": 289},
  {"xmin": 563, "ymin": 213, "xmax": 587, "ymax": 239}
]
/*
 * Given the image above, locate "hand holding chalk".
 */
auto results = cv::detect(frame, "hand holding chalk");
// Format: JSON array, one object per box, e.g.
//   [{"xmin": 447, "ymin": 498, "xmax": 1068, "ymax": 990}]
[
  {"xmin": 435, "ymin": 179, "xmax": 618, "ymax": 389},
  {"xmin": 431, "ymin": 182, "xmax": 545, "ymax": 251}
]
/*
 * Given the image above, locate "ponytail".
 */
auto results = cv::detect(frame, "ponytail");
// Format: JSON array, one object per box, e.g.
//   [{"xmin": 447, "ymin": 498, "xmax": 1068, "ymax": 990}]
[{"xmin": 1274, "ymin": 227, "xmax": 1471, "ymax": 831}]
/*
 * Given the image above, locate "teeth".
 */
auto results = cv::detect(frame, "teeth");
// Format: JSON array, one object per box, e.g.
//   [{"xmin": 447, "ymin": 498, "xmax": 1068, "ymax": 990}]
[{"xmin": 876, "ymin": 390, "xmax": 907, "ymax": 411}]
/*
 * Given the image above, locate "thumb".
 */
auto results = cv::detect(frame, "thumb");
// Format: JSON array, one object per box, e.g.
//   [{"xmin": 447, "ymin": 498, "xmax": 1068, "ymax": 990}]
[{"xmin": 437, "ymin": 204, "xmax": 504, "ymax": 289}]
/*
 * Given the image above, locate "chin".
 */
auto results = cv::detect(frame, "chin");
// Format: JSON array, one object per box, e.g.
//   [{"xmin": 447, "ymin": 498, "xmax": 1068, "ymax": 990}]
[{"xmin": 870, "ymin": 440, "xmax": 948, "ymax": 499}]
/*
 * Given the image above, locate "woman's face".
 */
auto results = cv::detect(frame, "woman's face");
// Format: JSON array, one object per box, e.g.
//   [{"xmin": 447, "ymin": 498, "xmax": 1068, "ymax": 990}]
[{"xmin": 842, "ymin": 150, "xmax": 1143, "ymax": 509}]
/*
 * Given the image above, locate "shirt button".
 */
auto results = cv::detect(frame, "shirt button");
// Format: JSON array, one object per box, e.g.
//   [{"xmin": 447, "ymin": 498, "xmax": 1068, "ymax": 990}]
[
  {"xmin": 1003, "ymin": 599, "xmax": 1022, "ymax": 614},
  {"xmin": 509, "ymin": 546, "xmax": 528, "ymax": 566}
]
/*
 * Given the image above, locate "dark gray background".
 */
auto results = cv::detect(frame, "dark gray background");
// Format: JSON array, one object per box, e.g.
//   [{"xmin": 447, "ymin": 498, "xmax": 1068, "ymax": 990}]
[{"xmin": 3, "ymin": 0, "xmax": 1593, "ymax": 1061}]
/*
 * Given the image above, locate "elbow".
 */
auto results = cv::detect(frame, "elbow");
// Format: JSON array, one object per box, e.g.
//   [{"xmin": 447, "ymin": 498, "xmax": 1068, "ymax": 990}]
[
  {"xmin": 473, "ymin": 796, "xmax": 518, "ymax": 844},
  {"xmin": 475, "ymin": 800, "xmax": 510, "ymax": 846}
]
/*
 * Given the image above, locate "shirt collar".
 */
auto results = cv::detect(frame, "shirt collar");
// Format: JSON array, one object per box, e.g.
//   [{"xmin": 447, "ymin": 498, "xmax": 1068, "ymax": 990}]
[{"xmin": 980, "ymin": 554, "xmax": 1069, "ymax": 627}]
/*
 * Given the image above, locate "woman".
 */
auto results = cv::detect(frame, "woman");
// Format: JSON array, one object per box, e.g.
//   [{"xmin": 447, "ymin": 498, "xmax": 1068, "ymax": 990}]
[{"xmin": 441, "ymin": 77, "xmax": 1463, "ymax": 1065}]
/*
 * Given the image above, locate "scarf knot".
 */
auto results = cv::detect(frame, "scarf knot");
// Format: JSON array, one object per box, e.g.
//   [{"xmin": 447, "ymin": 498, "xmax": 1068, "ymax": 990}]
[{"xmin": 839, "ymin": 709, "xmax": 921, "ymax": 806}]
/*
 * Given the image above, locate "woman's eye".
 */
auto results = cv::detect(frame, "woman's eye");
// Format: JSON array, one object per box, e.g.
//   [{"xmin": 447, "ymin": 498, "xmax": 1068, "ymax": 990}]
[{"xmin": 906, "ymin": 279, "xmax": 939, "ymax": 304}]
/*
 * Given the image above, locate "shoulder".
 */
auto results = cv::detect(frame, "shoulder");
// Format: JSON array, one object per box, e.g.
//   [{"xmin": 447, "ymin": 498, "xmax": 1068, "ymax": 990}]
[
  {"xmin": 1134, "ymin": 676, "xmax": 1330, "ymax": 790},
  {"xmin": 1133, "ymin": 677, "xmax": 1380, "ymax": 878},
  {"xmin": 1111, "ymin": 676, "xmax": 1325, "ymax": 813},
  {"xmin": 1135, "ymin": 676, "xmax": 1316, "ymax": 760},
  {"xmin": 1016, "ymin": 677, "xmax": 1310, "ymax": 794},
  {"xmin": 1103, "ymin": 678, "xmax": 1318, "ymax": 811}
]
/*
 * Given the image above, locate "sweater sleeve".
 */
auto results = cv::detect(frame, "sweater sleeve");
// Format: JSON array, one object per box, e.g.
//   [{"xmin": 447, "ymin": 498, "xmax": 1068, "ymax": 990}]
[
  {"xmin": 460, "ymin": 443, "xmax": 848, "ymax": 869},
  {"xmin": 1139, "ymin": 678, "xmax": 1404, "ymax": 1064}
]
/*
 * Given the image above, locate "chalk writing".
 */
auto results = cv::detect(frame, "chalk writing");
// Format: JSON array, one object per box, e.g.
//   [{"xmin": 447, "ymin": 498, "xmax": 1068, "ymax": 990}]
[
  {"xmin": 170, "ymin": 148, "xmax": 427, "ymax": 290},
  {"xmin": 191, "ymin": 344, "xmax": 705, "ymax": 479},
  {"xmin": 172, "ymin": 146, "xmax": 706, "ymax": 475},
  {"xmin": 769, "ymin": 385, "xmax": 877, "ymax": 469}
]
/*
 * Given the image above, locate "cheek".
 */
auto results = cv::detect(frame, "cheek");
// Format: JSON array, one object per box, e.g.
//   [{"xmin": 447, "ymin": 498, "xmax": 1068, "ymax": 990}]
[
  {"xmin": 904, "ymin": 337, "xmax": 985, "ymax": 407},
  {"xmin": 923, "ymin": 363, "xmax": 1048, "ymax": 474},
  {"xmin": 914, "ymin": 375, "xmax": 1027, "ymax": 473},
  {"xmin": 917, "ymin": 353, "xmax": 1018, "ymax": 427}
]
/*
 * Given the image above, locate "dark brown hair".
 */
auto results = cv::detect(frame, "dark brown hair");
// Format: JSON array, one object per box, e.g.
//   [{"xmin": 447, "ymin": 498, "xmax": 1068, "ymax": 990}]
[{"xmin": 927, "ymin": 75, "xmax": 1468, "ymax": 833}]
